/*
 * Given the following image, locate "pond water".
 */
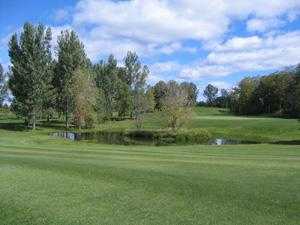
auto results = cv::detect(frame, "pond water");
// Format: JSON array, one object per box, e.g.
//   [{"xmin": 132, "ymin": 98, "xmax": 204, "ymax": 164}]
[{"xmin": 52, "ymin": 131, "xmax": 264, "ymax": 146}]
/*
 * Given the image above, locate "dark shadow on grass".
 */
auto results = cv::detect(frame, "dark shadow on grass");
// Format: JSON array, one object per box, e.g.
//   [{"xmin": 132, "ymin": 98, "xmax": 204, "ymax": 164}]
[
  {"xmin": 39, "ymin": 120, "xmax": 66, "ymax": 129},
  {"xmin": 0, "ymin": 122, "xmax": 27, "ymax": 131},
  {"xmin": 271, "ymin": 140, "xmax": 300, "ymax": 145}
]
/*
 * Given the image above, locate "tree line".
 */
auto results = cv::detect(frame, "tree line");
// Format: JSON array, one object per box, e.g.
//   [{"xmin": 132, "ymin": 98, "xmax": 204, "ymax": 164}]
[
  {"xmin": 202, "ymin": 66, "xmax": 300, "ymax": 117},
  {"xmin": 1, "ymin": 23, "xmax": 198, "ymax": 130}
]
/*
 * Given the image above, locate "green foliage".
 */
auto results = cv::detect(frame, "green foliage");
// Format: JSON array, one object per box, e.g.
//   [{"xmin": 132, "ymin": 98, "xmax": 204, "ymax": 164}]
[
  {"xmin": 230, "ymin": 69, "xmax": 300, "ymax": 117},
  {"xmin": 161, "ymin": 80, "xmax": 193, "ymax": 130},
  {"xmin": 124, "ymin": 51, "xmax": 149, "ymax": 128},
  {"xmin": 175, "ymin": 129, "xmax": 212, "ymax": 144},
  {"xmin": 153, "ymin": 81, "xmax": 168, "ymax": 110},
  {"xmin": 54, "ymin": 29, "xmax": 88, "ymax": 128},
  {"xmin": 71, "ymin": 69, "xmax": 98, "ymax": 129},
  {"xmin": 204, "ymin": 84, "xmax": 218, "ymax": 106},
  {"xmin": 94, "ymin": 55, "xmax": 132, "ymax": 119},
  {"xmin": 8, "ymin": 23, "xmax": 53, "ymax": 129},
  {"xmin": 180, "ymin": 82, "xmax": 198, "ymax": 106},
  {"xmin": 115, "ymin": 80, "xmax": 133, "ymax": 117}
]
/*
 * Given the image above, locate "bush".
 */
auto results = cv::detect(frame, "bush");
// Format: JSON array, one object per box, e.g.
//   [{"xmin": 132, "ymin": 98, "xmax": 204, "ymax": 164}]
[{"xmin": 175, "ymin": 129, "xmax": 212, "ymax": 144}]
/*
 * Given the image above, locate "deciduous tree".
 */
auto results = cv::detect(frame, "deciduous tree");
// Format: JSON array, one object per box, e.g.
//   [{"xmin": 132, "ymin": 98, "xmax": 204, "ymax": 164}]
[
  {"xmin": 54, "ymin": 30, "xmax": 88, "ymax": 128},
  {"xmin": 203, "ymin": 84, "xmax": 218, "ymax": 106},
  {"xmin": 71, "ymin": 69, "xmax": 97, "ymax": 129},
  {"xmin": 8, "ymin": 23, "xmax": 53, "ymax": 129}
]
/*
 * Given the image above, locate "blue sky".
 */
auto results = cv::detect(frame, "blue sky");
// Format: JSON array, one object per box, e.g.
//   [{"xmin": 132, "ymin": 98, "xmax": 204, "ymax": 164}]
[{"xmin": 1, "ymin": 0, "xmax": 300, "ymax": 97}]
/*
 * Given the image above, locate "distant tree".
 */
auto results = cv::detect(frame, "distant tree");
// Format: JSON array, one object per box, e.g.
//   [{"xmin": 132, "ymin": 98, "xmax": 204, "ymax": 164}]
[
  {"xmin": 180, "ymin": 82, "xmax": 198, "ymax": 106},
  {"xmin": 203, "ymin": 84, "xmax": 218, "ymax": 106},
  {"xmin": 216, "ymin": 88, "xmax": 230, "ymax": 108},
  {"xmin": 162, "ymin": 81, "xmax": 192, "ymax": 130},
  {"xmin": 71, "ymin": 69, "xmax": 97, "ymax": 129},
  {"xmin": 231, "ymin": 77, "xmax": 259, "ymax": 114},
  {"xmin": 124, "ymin": 51, "xmax": 148, "ymax": 128},
  {"xmin": 0, "ymin": 64, "xmax": 7, "ymax": 107},
  {"xmin": 291, "ymin": 65, "xmax": 300, "ymax": 117},
  {"xmin": 153, "ymin": 81, "xmax": 168, "ymax": 111},
  {"xmin": 54, "ymin": 30, "xmax": 88, "ymax": 128},
  {"xmin": 8, "ymin": 23, "xmax": 53, "ymax": 129}
]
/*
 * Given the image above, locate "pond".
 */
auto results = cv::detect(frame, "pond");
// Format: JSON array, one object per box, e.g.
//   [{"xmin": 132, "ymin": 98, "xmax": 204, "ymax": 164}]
[{"xmin": 52, "ymin": 131, "xmax": 264, "ymax": 146}]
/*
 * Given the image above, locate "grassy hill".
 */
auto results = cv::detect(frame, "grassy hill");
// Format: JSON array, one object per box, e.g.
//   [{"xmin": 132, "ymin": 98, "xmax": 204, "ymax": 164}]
[{"xmin": 0, "ymin": 107, "xmax": 299, "ymax": 225}]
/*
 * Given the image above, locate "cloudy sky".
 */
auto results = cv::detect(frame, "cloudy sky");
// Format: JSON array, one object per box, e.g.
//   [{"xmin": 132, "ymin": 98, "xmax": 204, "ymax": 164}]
[{"xmin": 1, "ymin": 0, "xmax": 300, "ymax": 96}]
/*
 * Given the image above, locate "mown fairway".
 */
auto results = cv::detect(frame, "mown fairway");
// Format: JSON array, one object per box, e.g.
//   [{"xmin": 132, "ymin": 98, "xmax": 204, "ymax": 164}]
[
  {"xmin": 0, "ymin": 108, "xmax": 299, "ymax": 225},
  {"xmin": 0, "ymin": 133, "xmax": 299, "ymax": 225}
]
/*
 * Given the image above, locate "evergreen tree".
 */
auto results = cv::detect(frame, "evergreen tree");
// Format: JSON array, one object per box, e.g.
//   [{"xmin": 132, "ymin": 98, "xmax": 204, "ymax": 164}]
[
  {"xmin": 54, "ymin": 30, "xmax": 88, "ymax": 128},
  {"xmin": 8, "ymin": 23, "xmax": 53, "ymax": 129}
]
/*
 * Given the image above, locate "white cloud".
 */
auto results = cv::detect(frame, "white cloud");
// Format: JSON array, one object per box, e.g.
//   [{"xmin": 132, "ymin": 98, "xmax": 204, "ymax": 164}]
[
  {"xmin": 74, "ymin": 0, "xmax": 229, "ymax": 44},
  {"xmin": 180, "ymin": 65, "xmax": 233, "ymax": 79},
  {"xmin": 66, "ymin": 0, "xmax": 300, "ymax": 65},
  {"xmin": 181, "ymin": 31, "xmax": 300, "ymax": 80},
  {"xmin": 246, "ymin": 18, "xmax": 285, "ymax": 32}
]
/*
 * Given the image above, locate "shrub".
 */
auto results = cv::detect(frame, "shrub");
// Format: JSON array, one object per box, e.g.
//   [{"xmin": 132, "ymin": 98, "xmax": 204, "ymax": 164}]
[{"xmin": 175, "ymin": 129, "xmax": 212, "ymax": 144}]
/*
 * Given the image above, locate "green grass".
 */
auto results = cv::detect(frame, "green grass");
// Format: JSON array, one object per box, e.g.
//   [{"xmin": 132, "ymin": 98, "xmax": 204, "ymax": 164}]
[
  {"xmin": 0, "ymin": 108, "xmax": 299, "ymax": 225},
  {"xmin": 189, "ymin": 107, "xmax": 300, "ymax": 142}
]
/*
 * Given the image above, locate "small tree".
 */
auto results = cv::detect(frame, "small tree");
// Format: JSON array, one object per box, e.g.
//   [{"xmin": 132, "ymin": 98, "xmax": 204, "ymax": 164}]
[
  {"xmin": 71, "ymin": 69, "xmax": 97, "ymax": 129},
  {"xmin": 162, "ymin": 81, "xmax": 192, "ymax": 131}
]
